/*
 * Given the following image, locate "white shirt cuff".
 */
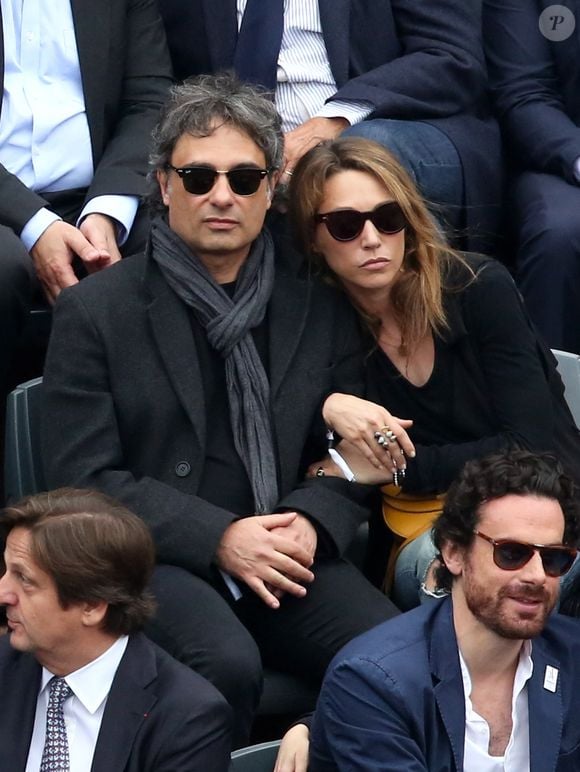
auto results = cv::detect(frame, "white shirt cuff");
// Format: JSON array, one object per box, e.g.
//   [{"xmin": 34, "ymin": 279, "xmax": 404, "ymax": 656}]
[
  {"xmin": 315, "ymin": 99, "xmax": 374, "ymax": 126},
  {"xmin": 219, "ymin": 569, "xmax": 243, "ymax": 601},
  {"xmin": 77, "ymin": 194, "xmax": 139, "ymax": 246},
  {"xmin": 20, "ymin": 208, "xmax": 62, "ymax": 252}
]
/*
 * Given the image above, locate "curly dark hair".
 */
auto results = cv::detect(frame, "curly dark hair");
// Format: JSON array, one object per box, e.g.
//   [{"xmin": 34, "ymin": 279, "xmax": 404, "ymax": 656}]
[{"xmin": 433, "ymin": 450, "xmax": 580, "ymax": 592}]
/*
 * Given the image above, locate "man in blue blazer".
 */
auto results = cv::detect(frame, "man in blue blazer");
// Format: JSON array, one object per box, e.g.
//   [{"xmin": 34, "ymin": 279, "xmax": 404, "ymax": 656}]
[
  {"xmin": 310, "ymin": 451, "xmax": 580, "ymax": 770},
  {"xmin": 159, "ymin": 0, "xmax": 502, "ymax": 253},
  {"xmin": 0, "ymin": 488, "xmax": 232, "ymax": 771},
  {"xmin": 484, "ymin": 0, "xmax": 580, "ymax": 354}
]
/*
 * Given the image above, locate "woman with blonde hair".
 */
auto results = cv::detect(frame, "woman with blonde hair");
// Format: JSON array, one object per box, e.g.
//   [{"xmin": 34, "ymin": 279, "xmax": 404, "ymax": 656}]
[{"xmin": 289, "ymin": 136, "xmax": 580, "ymax": 608}]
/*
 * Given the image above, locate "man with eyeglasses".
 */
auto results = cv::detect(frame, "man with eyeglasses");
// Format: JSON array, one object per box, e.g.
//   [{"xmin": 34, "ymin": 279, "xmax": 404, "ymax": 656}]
[
  {"xmin": 40, "ymin": 72, "xmax": 399, "ymax": 747},
  {"xmin": 308, "ymin": 450, "xmax": 580, "ymax": 771}
]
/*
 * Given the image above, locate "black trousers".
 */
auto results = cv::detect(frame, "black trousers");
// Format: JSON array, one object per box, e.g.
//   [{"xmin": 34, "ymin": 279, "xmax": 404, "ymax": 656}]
[
  {"xmin": 146, "ymin": 558, "xmax": 398, "ymax": 747},
  {"xmin": 513, "ymin": 170, "xmax": 580, "ymax": 354}
]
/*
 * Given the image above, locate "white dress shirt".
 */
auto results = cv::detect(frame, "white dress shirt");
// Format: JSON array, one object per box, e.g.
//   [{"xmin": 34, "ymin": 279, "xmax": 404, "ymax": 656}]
[
  {"xmin": 236, "ymin": 0, "xmax": 372, "ymax": 132},
  {"xmin": 460, "ymin": 641, "xmax": 533, "ymax": 772},
  {"xmin": 0, "ymin": 0, "xmax": 137, "ymax": 249},
  {"xmin": 25, "ymin": 636, "xmax": 129, "ymax": 772}
]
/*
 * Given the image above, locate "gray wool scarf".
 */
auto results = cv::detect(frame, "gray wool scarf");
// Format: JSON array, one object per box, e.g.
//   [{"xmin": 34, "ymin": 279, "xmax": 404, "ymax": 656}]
[{"xmin": 149, "ymin": 216, "xmax": 279, "ymax": 513}]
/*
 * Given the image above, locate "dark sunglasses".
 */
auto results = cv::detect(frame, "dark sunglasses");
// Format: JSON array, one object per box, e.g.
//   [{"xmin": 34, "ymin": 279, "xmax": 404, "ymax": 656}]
[
  {"xmin": 475, "ymin": 530, "xmax": 577, "ymax": 577},
  {"xmin": 167, "ymin": 165, "xmax": 271, "ymax": 196},
  {"xmin": 314, "ymin": 201, "xmax": 407, "ymax": 242}
]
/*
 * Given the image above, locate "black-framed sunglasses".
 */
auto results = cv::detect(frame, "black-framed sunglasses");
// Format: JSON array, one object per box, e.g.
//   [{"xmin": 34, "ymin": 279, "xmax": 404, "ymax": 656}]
[
  {"xmin": 475, "ymin": 530, "xmax": 577, "ymax": 577},
  {"xmin": 166, "ymin": 165, "xmax": 272, "ymax": 196},
  {"xmin": 314, "ymin": 201, "xmax": 407, "ymax": 242}
]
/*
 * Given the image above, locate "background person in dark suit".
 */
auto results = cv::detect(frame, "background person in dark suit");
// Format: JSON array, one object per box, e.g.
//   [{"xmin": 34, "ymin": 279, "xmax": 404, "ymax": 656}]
[
  {"xmin": 0, "ymin": 487, "xmax": 232, "ymax": 771},
  {"xmin": 484, "ymin": 0, "xmax": 580, "ymax": 354},
  {"xmin": 159, "ymin": 0, "xmax": 502, "ymax": 253},
  {"xmin": 40, "ymin": 73, "xmax": 398, "ymax": 746},
  {"xmin": 0, "ymin": 0, "xmax": 172, "ymax": 404}
]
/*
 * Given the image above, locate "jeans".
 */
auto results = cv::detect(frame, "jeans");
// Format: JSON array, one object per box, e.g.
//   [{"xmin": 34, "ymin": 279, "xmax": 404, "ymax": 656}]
[
  {"xmin": 392, "ymin": 528, "xmax": 441, "ymax": 611},
  {"xmin": 342, "ymin": 119, "xmax": 464, "ymax": 235},
  {"xmin": 394, "ymin": 529, "xmax": 580, "ymax": 613}
]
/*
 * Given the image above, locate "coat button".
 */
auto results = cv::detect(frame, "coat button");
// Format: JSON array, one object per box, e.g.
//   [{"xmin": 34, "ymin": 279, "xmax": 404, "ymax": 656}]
[{"xmin": 175, "ymin": 461, "xmax": 191, "ymax": 477}]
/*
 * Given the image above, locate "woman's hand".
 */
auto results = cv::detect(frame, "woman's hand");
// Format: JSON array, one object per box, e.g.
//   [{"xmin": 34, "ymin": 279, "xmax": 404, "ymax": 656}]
[
  {"xmin": 307, "ymin": 441, "xmax": 394, "ymax": 486},
  {"xmin": 322, "ymin": 393, "xmax": 415, "ymax": 470},
  {"xmin": 274, "ymin": 723, "xmax": 310, "ymax": 772}
]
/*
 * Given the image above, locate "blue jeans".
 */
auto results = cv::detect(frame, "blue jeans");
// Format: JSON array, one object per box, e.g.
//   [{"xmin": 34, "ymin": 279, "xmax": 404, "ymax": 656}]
[
  {"xmin": 394, "ymin": 529, "xmax": 580, "ymax": 612},
  {"xmin": 392, "ymin": 529, "xmax": 441, "ymax": 611},
  {"xmin": 342, "ymin": 119, "xmax": 464, "ymax": 235}
]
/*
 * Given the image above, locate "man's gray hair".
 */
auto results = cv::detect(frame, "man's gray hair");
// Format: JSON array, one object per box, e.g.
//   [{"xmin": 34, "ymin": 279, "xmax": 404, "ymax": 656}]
[{"xmin": 148, "ymin": 71, "xmax": 284, "ymax": 212}]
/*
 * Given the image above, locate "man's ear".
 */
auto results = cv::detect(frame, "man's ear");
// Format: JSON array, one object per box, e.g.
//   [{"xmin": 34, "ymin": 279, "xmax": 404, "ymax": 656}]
[
  {"xmin": 80, "ymin": 599, "xmax": 109, "ymax": 629},
  {"xmin": 157, "ymin": 169, "xmax": 170, "ymax": 206},
  {"xmin": 440, "ymin": 540, "xmax": 466, "ymax": 579}
]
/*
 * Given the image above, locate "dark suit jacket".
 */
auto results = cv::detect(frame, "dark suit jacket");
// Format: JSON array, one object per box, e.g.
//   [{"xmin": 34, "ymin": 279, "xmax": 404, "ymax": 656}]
[
  {"xmin": 159, "ymin": 0, "xmax": 502, "ymax": 245},
  {"xmin": 310, "ymin": 598, "xmax": 580, "ymax": 771},
  {"xmin": 484, "ymin": 0, "xmax": 580, "ymax": 182},
  {"xmin": 0, "ymin": 632, "xmax": 232, "ymax": 771},
  {"xmin": 0, "ymin": 0, "xmax": 172, "ymax": 235},
  {"xmin": 41, "ymin": 244, "xmax": 372, "ymax": 579}
]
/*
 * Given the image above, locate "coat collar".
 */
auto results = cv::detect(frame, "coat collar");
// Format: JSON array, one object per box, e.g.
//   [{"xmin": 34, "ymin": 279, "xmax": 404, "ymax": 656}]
[
  {"xmin": 0, "ymin": 641, "xmax": 39, "ymax": 770},
  {"xmin": 429, "ymin": 598, "xmax": 565, "ymax": 772},
  {"xmin": 527, "ymin": 635, "xmax": 563, "ymax": 772},
  {"xmin": 318, "ymin": 0, "xmax": 350, "ymax": 86},
  {"xmin": 144, "ymin": 254, "xmax": 206, "ymax": 452},
  {"xmin": 91, "ymin": 634, "xmax": 159, "ymax": 771},
  {"xmin": 69, "ymin": 0, "xmax": 109, "ymax": 157},
  {"xmin": 429, "ymin": 599, "xmax": 465, "ymax": 771},
  {"xmin": 143, "ymin": 236, "xmax": 311, "ymax": 439}
]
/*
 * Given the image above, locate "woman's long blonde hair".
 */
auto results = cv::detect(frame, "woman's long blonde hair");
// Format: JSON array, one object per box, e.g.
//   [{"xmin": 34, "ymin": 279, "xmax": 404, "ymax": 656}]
[{"xmin": 289, "ymin": 137, "xmax": 470, "ymax": 353}]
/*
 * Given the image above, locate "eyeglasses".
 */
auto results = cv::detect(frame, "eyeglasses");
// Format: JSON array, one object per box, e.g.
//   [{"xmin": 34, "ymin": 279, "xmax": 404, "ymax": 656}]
[
  {"xmin": 167, "ymin": 165, "xmax": 271, "ymax": 196},
  {"xmin": 314, "ymin": 201, "xmax": 407, "ymax": 242},
  {"xmin": 475, "ymin": 530, "xmax": 577, "ymax": 577}
]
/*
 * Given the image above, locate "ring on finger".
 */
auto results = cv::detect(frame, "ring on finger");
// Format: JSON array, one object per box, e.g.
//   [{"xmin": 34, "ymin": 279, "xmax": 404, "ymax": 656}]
[
  {"xmin": 374, "ymin": 431, "xmax": 387, "ymax": 447},
  {"xmin": 380, "ymin": 426, "xmax": 397, "ymax": 442}
]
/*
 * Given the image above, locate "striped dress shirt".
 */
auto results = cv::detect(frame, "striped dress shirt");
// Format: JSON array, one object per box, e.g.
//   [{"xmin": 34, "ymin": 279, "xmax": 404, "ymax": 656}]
[{"xmin": 236, "ymin": 0, "xmax": 371, "ymax": 131}]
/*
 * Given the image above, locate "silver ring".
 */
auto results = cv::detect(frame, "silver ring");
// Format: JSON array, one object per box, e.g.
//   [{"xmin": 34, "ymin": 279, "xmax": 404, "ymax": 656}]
[
  {"xmin": 374, "ymin": 431, "xmax": 387, "ymax": 446},
  {"xmin": 316, "ymin": 467, "xmax": 325, "ymax": 477},
  {"xmin": 285, "ymin": 170, "xmax": 294, "ymax": 176}
]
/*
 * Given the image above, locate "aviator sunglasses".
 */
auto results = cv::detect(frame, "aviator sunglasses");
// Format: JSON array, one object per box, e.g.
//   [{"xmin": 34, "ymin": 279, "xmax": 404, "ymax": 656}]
[
  {"xmin": 314, "ymin": 201, "xmax": 407, "ymax": 242},
  {"xmin": 475, "ymin": 530, "xmax": 577, "ymax": 577},
  {"xmin": 167, "ymin": 165, "xmax": 272, "ymax": 196}
]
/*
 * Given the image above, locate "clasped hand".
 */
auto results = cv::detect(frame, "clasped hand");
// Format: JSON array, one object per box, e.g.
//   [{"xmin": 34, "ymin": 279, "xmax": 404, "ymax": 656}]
[
  {"xmin": 31, "ymin": 214, "xmax": 121, "ymax": 303},
  {"xmin": 215, "ymin": 512, "xmax": 317, "ymax": 609}
]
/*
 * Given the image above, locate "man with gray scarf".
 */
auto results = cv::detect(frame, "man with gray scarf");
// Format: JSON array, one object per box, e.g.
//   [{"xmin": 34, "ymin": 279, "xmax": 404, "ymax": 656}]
[{"xmin": 40, "ymin": 73, "xmax": 398, "ymax": 746}]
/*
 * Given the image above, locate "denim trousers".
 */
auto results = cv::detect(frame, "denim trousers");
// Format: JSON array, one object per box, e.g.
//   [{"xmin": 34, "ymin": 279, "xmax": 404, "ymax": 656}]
[{"xmin": 342, "ymin": 118, "xmax": 464, "ymax": 235}]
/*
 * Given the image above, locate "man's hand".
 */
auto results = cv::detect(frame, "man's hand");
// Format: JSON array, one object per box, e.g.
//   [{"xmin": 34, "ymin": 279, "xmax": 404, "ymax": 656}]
[
  {"xmin": 79, "ymin": 213, "xmax": 123, "ymax": 269},
  {"xmin": 31, "ymin": 215, "xmax": 121, "ymax": 303},
  {"xmin": 215, "ymin": 513, "xmax": 315, "ymax": 609},
  {"xmin": 270, "ymin": 513, "xmax": 317, "ymax": 565},
  {"xmin": 282, "ymin": 117, "xmax": 349, "ymax": 182}
]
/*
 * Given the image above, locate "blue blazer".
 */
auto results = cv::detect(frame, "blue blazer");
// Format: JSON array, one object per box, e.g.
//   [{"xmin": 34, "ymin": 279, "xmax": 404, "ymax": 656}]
[
  {"xmin": 0, "ymin": 633, "xmax": 232, "ymax": 771},
  {"xmin": 159, "ymin": 0, "xmax": 502, "ymax": 250},
  {"xmin": 484, "ymin": 0, "xmax": 580, "ymax": 182},
  {"xmin": 310, "ymin": 598, "xmax": 580, "ymax": 771}
]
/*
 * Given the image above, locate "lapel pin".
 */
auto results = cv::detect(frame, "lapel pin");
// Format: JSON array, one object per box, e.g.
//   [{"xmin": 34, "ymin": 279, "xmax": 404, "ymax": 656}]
[{"xmin": 543, "ymin": 665, "xmax": 559, "ymax": 693}]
